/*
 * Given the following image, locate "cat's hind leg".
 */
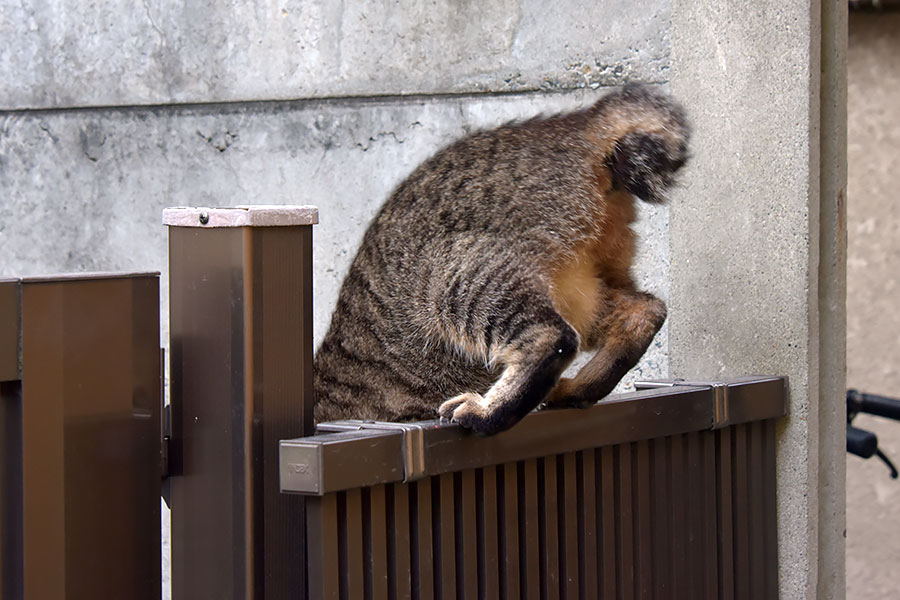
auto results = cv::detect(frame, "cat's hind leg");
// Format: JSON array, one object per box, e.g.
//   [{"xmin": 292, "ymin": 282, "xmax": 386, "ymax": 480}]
[{"xmin": 544, "ymin": 289, "xmax": 666, "ymax": 408}]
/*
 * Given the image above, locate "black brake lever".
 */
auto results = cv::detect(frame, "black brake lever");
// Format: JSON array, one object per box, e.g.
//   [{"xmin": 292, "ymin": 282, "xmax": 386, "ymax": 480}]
[
  {"xmin": 876, "ymin": 449, "xmax": 899, "ymax": 479},
  {"xmin": 846, "ymin": 389, "xmax": 900, "ymax": 479}
]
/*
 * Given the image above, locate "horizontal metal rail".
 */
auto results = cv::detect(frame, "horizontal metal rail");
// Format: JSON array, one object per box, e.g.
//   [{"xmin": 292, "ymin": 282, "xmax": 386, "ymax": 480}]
[{"xmin": 281, "ymin": 375, "xmax": 787, "ymax": 495}]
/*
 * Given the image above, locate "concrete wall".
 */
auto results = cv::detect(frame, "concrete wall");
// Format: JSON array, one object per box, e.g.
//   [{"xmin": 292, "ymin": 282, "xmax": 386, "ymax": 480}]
[
  {"xmin": 846, "ymin": 12, "xmax": 900, "ymax": 600},
  {"xmin": 1, "ymin": 1, "xmax": 670, "ymax": 108},
  {"xmin": 1, "ymin": 3, "xmax": 672, "ymax": 597},
  {"xmin": 0, "ymin": 0, "xmax": 672, "ymax": 382},
  {"xmin": 0, "ymin": 92, "xmax": 670, "ymax": 374},
  {"xmin": 0, "ymin": 1, "xmax": 846, "ymax": 599},
  {"xmin": 668, "ymin": 1, "xmax": 846, "ymax": 599}
]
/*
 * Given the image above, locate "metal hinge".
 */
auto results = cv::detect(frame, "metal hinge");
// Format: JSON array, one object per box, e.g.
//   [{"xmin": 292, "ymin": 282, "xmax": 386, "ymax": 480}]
[
  {"xmin": 634, "ymin": 378, "xmax": 730, "ymax": 429},
  {"xmin": 160, "ymin": 347, "xmax": 172, "ymax": 508}
]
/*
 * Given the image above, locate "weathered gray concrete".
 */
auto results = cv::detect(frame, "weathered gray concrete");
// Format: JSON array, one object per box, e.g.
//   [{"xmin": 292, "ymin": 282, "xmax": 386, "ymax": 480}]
[
  {"xmin": 1, "ymin": 88, "xmax": 672, "ymax": 600},
  {"xmin": 846, "ymin": 12, "xmax": 900, "ymax": 600},
  {"xmin": 1, "ymin": 4, "xmax": 678, "ymax": 595},
  {"xmin": 817, "ymin": 3, "xmax": 848, "ymax": 599},
  {"xmin": 0, "ymin": 90, "xmax": 670, "ymax": 384},
  {"xmin": 2, "ymin": 2, "xmax": 849, "ymax": 598},
  {"xmin": 1, "ymin": 0, "xmax": 670, "ymax": 110},
  {"xmin": 2, "ymin": 88, "xmax": 672, "ymax": 598},
  {"xmin": 669, "ymin": 1, "xmax": 846, "ymax": 599}
]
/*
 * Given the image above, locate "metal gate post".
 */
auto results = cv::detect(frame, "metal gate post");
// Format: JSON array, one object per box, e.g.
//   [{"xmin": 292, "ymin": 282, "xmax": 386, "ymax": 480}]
[
  {"xmin": 0, "ymin": 274, "xmax": 162, "ymax": 600},
  {"xmin": 165, "ymin": 206, "xmax": 317, "ymax": 600}
]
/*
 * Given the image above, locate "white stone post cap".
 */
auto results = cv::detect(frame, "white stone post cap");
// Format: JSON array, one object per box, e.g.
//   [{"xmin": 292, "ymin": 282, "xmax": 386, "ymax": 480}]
[{"xmin": 162, "ymin": 205, "xmax": 319, "ymax": 228}]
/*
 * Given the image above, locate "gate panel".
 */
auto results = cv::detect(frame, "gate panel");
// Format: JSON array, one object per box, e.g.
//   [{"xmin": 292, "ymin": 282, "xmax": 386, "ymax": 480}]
[
  {"xmin": 299, "ymin": 423, "xmax": 784, "ymax": 599},
  {"xmin": 286, "ymin": 377, "xmax": 787, "ymax": 599},
  {"xmin": 1, "ymin": 274, "xmax": 161, "ymax": 600}
]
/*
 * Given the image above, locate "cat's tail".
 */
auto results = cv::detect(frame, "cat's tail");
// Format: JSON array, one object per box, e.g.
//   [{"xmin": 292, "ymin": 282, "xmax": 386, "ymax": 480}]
[{"xmin": 586, "ymin": 83, "xmax": 690, "ymax": 204}]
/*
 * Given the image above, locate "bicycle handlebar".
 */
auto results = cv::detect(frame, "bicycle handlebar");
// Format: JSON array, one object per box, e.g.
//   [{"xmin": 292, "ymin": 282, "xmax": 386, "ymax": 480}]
[
  {"xmin": 847, "ymin": 389, "xmax": 900, "ymax": 421},
  {"xmin": 847, "ymin": 389, "xmax": 900, "ymax": 478}
]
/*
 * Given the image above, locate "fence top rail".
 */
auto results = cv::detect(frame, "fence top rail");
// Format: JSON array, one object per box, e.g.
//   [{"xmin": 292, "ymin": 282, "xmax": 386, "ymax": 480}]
[
  {"xmin": 280, "ymin": 375, "xmax": 787, "ymax": 495},
  {"xmin": 1, "ymin": 273, "xmax": 161, "ymax": 382},
  {"xmin": 0, "ymin": 272, "xmax": 159, "ymax": 284}
]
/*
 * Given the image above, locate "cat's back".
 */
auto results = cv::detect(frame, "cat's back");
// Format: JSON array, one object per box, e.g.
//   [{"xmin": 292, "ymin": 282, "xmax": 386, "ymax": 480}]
[
  {"xmin": 315, "ymin": 84, "xmax": 690, "ymax": 430},
  {"xmin": 374, "ymin": 110, "xmax": 599, "ymax": 250},
  {"xmin": 314, "ymin": 114, "xmax": 599, "ymax": 422},
  {"xmin": 313, "ymin": 89, "xmax": 682, "ymax": 423}
]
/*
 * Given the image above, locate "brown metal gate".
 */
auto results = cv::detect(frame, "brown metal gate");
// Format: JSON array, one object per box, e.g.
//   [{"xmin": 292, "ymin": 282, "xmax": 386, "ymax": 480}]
[
  {"xmin": 1, "ymin": 206, "xmax": 787, "ymax": 600},
  {"xmin": 283, "ymin": 377, "xmax": 786, "ymax": 599},
  {"xmin": 0, "ymin": 274, "xmax": 162, "ymax": 600}
]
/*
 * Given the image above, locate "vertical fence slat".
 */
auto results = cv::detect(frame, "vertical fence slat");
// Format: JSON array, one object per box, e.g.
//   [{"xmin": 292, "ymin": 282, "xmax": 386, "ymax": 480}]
[
  {"xmin": 578, "ymin": 450, "xmax": 598, "ymax": 600},
  {"xmin": 616, "ymin": 444, "xmax": 634, "ymax": 600},
  {"xmin": 651, "ymin": 438, "xmax": 670, "ymax": 600},
  {"xmin": 345, "ymin": 488, "xmax": 365, "ymax": 600},
  {"xmin": 306, "ymin": 495, "xmax": 340, "ymax": 600},
  {"xmin": 562, "ymin": 452, "xmax": 580, "ymax": 600},
  {"xmin": 362, "ymin": 488, "xmax": 372, "ymax": 600},
  {"xmin": 413, "ymin": 480, "xmax": 435, "ymax": 600},
  {"xmin": 390, "ymin": 484, "xmax": 412, "ymax": 600},
  {"xmin": 702, "ymin": 431, "xmax": 719, "ymax": 598},
  {"xmin": 732, "ymin": 425, "xmax": 749, "ymax": 600},
  {"xmin": 669, "ymin": 435, "xmax": 685, "ymax": 598},
  {"xmin": 368, "ymin": 485, "xmax": 389, "ymax": 600},
  {"xmin": 599, "ymin": 447, "xmax": 616, "ymax": 600},
  {"xmin": 501, "ymin": 463, "xmax": 521, "ymax": 600},
  {"xmin": 762, "ymin": 420, "xmax": 779, "ymax": 599},
  {"xmin": 686, "ymin": 431, "xmax": 702, "ymax": 597},
  {"xmin": 437, "ymin": 473, "xmax": 457, "ymax": 599},
  {"xmin": 480, "ymin": 467, "xmax": 500, "ymax": 599},
  {"xmin": 635, "ymin": 441, "xmax": 652, "ymax": 600},
  {"xmin": 540, "ymin": 456, "xmax": 560, "ymax": 600},
  {"xmin": 716, "ymin": 427, "xmax": 734, "ymax": 600},
  {"xmin": 748, "ymin": 422, "xmax": 765, "ymax": 600},
  {"xmin": 458, "ymin": 470, "xmax": 478, "ymax": 600},
  {"xmin": 521, "ymin": 460, "xmax": 541, "ymax": 600}
]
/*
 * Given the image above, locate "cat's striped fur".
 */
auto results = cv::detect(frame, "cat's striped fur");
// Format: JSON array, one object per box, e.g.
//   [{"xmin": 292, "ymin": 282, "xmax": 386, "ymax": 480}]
[{"xmin": 314, "ymin": 84, "xmax": 690, "ymax": 435}]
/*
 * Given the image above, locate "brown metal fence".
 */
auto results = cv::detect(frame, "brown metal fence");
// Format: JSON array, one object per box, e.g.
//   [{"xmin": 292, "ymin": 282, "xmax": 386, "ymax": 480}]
[
  {"xmin": 0, "ymin": 274, "xmax": 162, "ymax": 600},
  {"xmin": 283, "ymin": 377, "xmax": 786, "ymax": 600},
  {"xmin": 0, "ymin": 207, "xmax": 787, "ymax": 600}
]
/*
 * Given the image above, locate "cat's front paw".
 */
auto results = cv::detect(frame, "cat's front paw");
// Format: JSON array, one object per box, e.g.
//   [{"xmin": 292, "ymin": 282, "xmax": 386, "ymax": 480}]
[
  {"xmin": 439, "ymin": 393, "xmax": 501, "ymax": 434},
  {"xmin": 439, "ymin": 392, "xmax": 483, "ymax": 421},
  {"xmin": 438, "ymin": 394, "xmax": 465, "ymax": 421}
]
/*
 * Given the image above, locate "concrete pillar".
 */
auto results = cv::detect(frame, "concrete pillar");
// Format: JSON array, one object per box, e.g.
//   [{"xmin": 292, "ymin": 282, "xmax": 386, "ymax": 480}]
[{"xmin": 668, "ymin": 1, "xmax": 847, "ymax": 598}]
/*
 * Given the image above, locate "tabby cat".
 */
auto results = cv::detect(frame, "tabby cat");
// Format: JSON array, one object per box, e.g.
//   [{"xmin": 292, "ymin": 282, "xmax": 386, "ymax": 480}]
[{"xmin": 314, "ymin": 84, "xmax": 689, "ymax": 435}]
